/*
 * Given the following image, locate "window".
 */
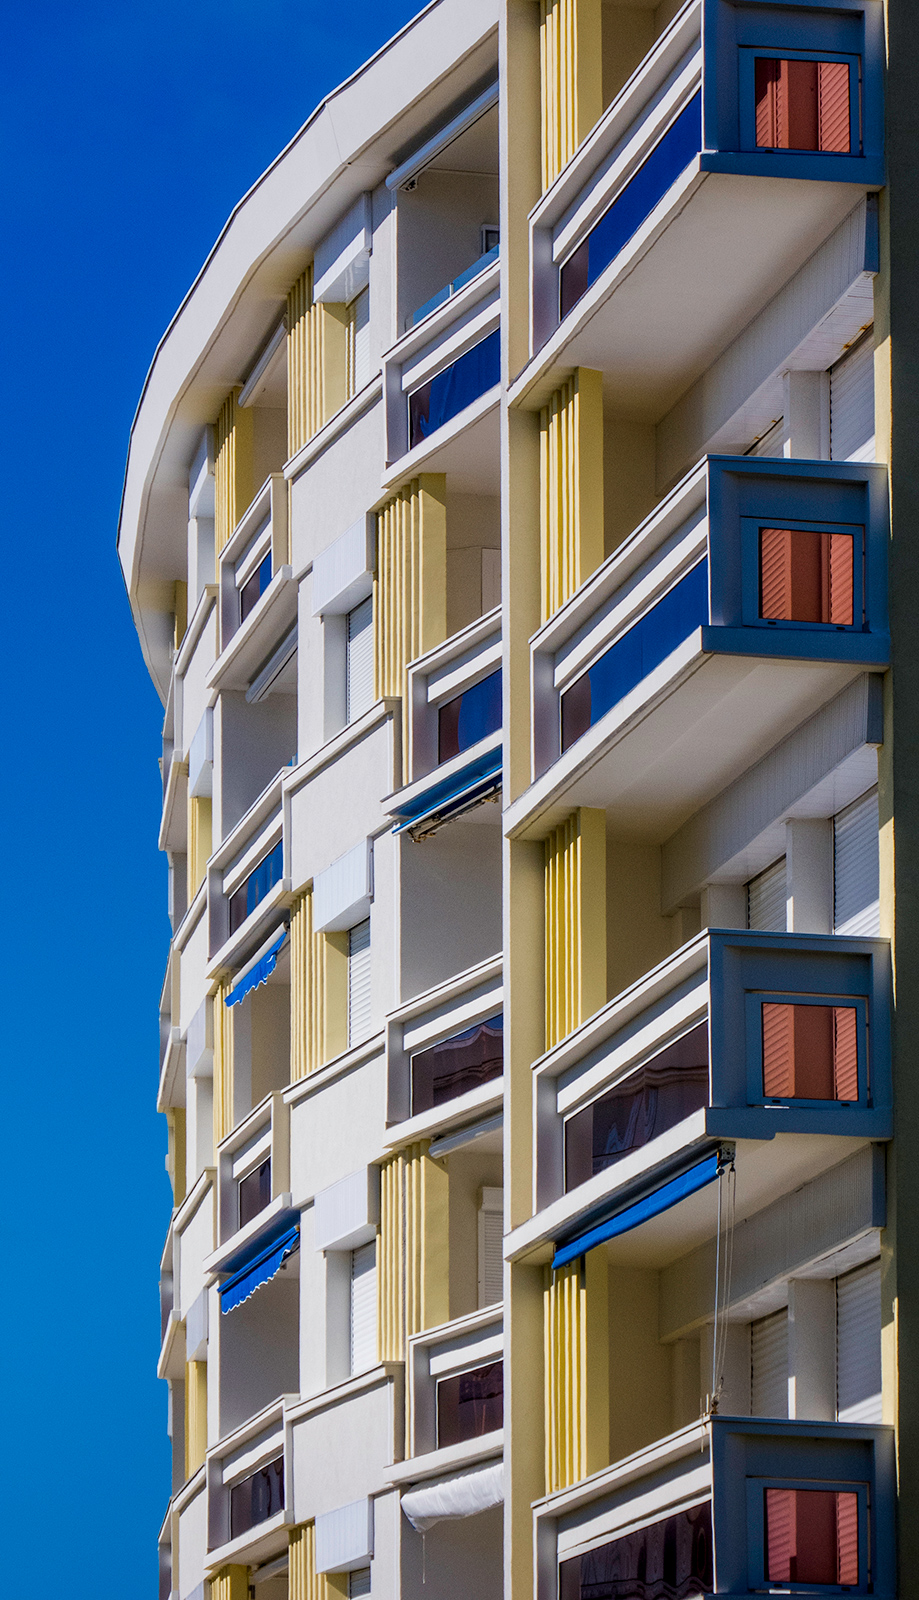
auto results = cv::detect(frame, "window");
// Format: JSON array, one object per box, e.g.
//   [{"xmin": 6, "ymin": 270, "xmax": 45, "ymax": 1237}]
[
  {"xmin": 834, "ymin": 790, "xmax": 880, "ymax": 936},
  {"xmin": 436, "ymin": 1359, "xmax": 503, "ymax": 1446},
  {"xmin": 764, "ymin": 1487, "xmax": 858, "ymax": 1585},
  {"xmin": 564, "ymin": 1024, "xmax": 709, "ymax": 1192},
  {"xmin": 227, "ymin": 840, "xmax": 284, "ymax": 935},
  {"xmin": 478, "ymin": 1188, "xmax": 503, "ymax": 1308},
  {"xmin": 481, "ymin": 225, "xmax": 500, "ymax": 255},
  {"xmin": 746, "ymin": 858, "xmax": 786, "ymax": 932},
  {"xmin": 560, "ymin": 561, "xmax": 708, "ymax": 754},
  {"xmin": 761, "ymin": 1002, "xmax": 858, "ymax": 1100},
  {"xmin": 751, "ymin": 1310, "xmax": 788, "ymax": 1418},
  {"xmin": 238, "ymin": 1158, "xmax": 271, "ymax": 1229},
  {"xmin": 239, "ymin": 551, "xmax": 271, "ymax": 624},
  {"xmin": 410, "ymin": 1014, "xmax": 503, "ymax": 1114},
  {"xmin": 346, "ymin": 288, "xmax": 371, "ymax": 398},
  {"xmin": 438, "ymin": 670, "xmax": 502, "ymax": 762},
  {"xmin": 346, "ymin": 597, "xmax": 374, "ymax": 725},
  {"xmin": 837, "ymin": 1260, "xmax": 882, "ymax": 1423},
  {"xmin": 350, "ymin": 1240, "xmax": 377, "ymax": 1375},
  {"xmin": 349, "ymin": 1570, "xmax": 371, "ymax": 1599},
  {"xmin": 754, "ymin": 57, "xmax": 851, "ymax": 152},
  {"xmin": 559, "ymin": 1506, "xmax": 713, "ymax": 1600},
  {"xmin": 348, "ymin": 919, "xmax": 372, "ymax": 1046},
  {"xmin": 229, "ymin": 1456, "xmax": 284, "ymax": 1537},
  {"xmin": 759, "ymin": 527, "xmax": 855, "ymax": 625},
  {"xmin": 408, "ymin": 329, "xmax": 500, "ymax": 450}
]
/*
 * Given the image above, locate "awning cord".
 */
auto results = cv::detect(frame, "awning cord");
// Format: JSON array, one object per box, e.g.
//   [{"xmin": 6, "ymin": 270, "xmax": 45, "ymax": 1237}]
[{"xmin": 710, "ymin": 1153, "xmax": 737, "ymax": 1413}]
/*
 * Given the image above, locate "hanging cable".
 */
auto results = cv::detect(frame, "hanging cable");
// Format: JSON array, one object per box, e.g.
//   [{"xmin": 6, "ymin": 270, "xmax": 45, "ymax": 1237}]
[{"xmin": 710, "ymin": 1145, "xmax": 736, "ymax": 1413}]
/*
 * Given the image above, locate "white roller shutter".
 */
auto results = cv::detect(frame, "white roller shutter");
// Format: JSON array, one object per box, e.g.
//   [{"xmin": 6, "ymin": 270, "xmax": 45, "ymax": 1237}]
[
  {"xmin": 349, "ymin": 1570, "xmax": 371, "ymax": 1598},
  {"xmin": 350, "ymin": 288, "xmax": 371, "ymax": 395},
  {"xmin": 747, "ymin": 858, "xmax": 787, "ymax": 932},
  {"xmin": 830, "ymin": 337, "xmax": 875, "ymax": 463},
  {"xmin": 350, "ymin": 1240, "xmax": 377, "ymax": 1375},
  {"xmin": 346, "ymin": 597, "xmax": 374, "ymax": 724},
  {"xmin": 834, "ymin": 790, "xmax": 880, "ymax": 936},
  {"xmin": 348, "ymin": 919, "xmax": 372, "ymax": 1046},
  {"xmin": 751, "ymin": 1310, "xmax": 788, "ymax": 1418},
  {"xmin": 837, "ymin": 1260, "xmax": 882, "ymax": 1423},
  {"xmin": 478, "ymin": 1187, "xmax": 504, "ymax": 1308}
]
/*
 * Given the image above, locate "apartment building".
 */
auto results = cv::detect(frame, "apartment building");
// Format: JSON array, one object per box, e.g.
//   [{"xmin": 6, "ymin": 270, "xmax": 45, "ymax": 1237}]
[{"xmin": 119, "ymin": 1, "xmax": 914, "ymax": 1597}]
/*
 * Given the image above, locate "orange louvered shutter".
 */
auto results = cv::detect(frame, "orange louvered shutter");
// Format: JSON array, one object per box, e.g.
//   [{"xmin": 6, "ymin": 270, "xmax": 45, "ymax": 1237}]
[
  {"xmin": 818, "ymin": 60, "xmax": 851, "ymax": 152},
  {"xmin": 833, "ymin": 1006, "xmax": 859, "ymax": 1099},
  {"xmin": 760, "ymin": 527, "xmax": 792, "ymax": 619},
  {"xmin": 755, "ymin": 58, "xmax": 850, "ymax": 152},
  {"xmin": 828, "ymin": 532, "xmax": 855, "ymax": 624},
  {"xmin": 762, "ymin": 1002, "xmax": 794, "ymax": 1096}
]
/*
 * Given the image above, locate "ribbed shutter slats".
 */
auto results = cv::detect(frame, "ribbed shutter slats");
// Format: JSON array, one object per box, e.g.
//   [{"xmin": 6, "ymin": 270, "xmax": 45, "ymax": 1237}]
[
  {"xmin": 830, "ymin": 339, "xmax": 875, "ymax": 463},
  {"xmin": 478, "ymin": 1197, "xmax": 504, "ymax": 1308},
  {"xmin": 751, "ymin": 1310, "xmax": 789, "ymax": 1418},
  {"xmin": 348, "ymin": 919, "xmax": 372, "ymax": 1047},
  {"xmin": 747, "ymin": 858, "xmax": 787, "ymax": 932},
  {"xmin": 834, "ymin": 790, "xmax": 880, "ymax": 935},
  {"xmin": 350, "ymin": 1241, "xmax": 377, "ymax": 1375},
  {"xmin": 818, "ymin": 61, "xmax": 851, "ymax": 152},
  {"xmin": 837, "ymin": 1260, "xmax": 882, "ymax": 1423}
]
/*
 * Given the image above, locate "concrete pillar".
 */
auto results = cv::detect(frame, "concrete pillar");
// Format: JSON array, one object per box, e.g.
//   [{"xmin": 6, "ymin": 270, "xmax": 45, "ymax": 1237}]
[
  {"xmin": 788, "ymin": 1277, "xmax": 836, "ymax": 1420},
  {"xmin": 783, "ymin": 370, "xmax": 830, "ymax": 459},
  {"xmin": 786, "ymin": 818, "xmax": 834, "ymax": 933},
  {"xmin": 700, "ymin": 883, "xmax": 747, "ymax": 930}
]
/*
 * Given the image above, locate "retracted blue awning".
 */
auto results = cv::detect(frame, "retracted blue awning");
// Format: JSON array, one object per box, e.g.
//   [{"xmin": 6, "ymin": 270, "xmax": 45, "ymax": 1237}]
[
  {"xmin": 226, "ymin": 932, "xmax": 288, "ymax": 1008},
  {"xmin": 220, "ymin": 1224, "xmax": 300, "ymax": 1312},
  {"xmin": 393, "ymin": 747, "xmax": 502, "ymax": 835},
  {"xmin": 551, "ymin": 1152, "xmax": 721, "ymax": 1271}
]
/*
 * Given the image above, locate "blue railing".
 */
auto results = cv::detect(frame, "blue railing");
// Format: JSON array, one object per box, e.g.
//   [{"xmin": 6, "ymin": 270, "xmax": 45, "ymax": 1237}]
[
  {"xmin": 559, "ymin": 92, "xmax": 702, "ymax": 320},
  {"xmin": 409, "ymin": 328, "xmax": 500, "ymax": 449},
  {"xmin": 228, "ymin": 838, "xmax": 284, "ymax": 935},
  {"xmin": 438, "ymin": 668, "xmax": 502, "ymax": 762},
  {"xmin": 560, "ymin": 559, "xmax": 708, "ymax": 752},
  {"xmin": 410, "ymin": 245, "xmax": 499, "ymax": 328}
]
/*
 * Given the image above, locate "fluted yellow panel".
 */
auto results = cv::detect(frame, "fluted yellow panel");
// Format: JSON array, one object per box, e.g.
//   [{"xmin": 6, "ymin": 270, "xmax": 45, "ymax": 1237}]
[
  {"xmin": 374, "ymin": 476, "xmax": 447, "ymax": 773},
  {"xmin": 213, "ymin": 985, "xmax": 235, "ymax": 1146},
  {"xmin": 291, "ymin": 891, "xmax": 325, "ymax": 1079},
  {"xmin": 545, "ymin": 808, "xmax": 607, "ymax": 1050},
  {"xmin": 173, "ymin": 580, "xmax": 188, "ymax": 652},
  {"xmin": 287, "ymin": 268, "xmax": 349, "ymax": 458},
  {"xmin": 167, "ymin": 1109, "xmax": 186, "ymax": 1207},
  {"xmin": 540, "ymin": 0, "xmax": 602, "ymax": 189},
  {"xmin": 214, "ymin": 389, "xmax": 254, "ymax": 553},
  {"xmin": 289, "ymin": 1525, "xmax": 348, "ymax": 1600},
  {"xmin": 188, "ymin": 796, "xmax": 212, "ymax": 897},
  {"xmin": 544, "ymin": 1251, "xmax": 608, "ymax": 1492},
  {"xmin": 209, "ymin": 1567, "xmax": 248, "ymax": 1600},
  {"xmin": 540, "ymin": 369, "xmax": 604, "ymax": 621},
  {"xmin": 184, "ymin": 1359, "xmax": 207, "ymax": 1477},
  {"xmin": 378, "ymin": 1142, "xmax": 450, "ymax": 1362}
]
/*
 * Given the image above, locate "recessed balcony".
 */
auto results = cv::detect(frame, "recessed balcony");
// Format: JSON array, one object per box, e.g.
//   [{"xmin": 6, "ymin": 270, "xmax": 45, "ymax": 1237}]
[
  {"xmin": 385, "ymin": 955, "xmax": 504, "ymax": 1143},
  {"xmin": 520, "ymin": 0, "xmax": 883, "ymax": 415},
  {"xmin": 508, "ymin": 455, "xmax": 888, "ymax": 843},
  {"xmin": 206, "ymin": 1401, "xmax": 292, "ymax": 1571}
]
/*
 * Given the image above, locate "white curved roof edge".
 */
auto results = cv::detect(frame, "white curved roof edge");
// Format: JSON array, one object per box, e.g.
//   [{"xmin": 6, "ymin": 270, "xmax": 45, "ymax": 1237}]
[{"xmin": 118, "ymin": 0, "xmax": 500, "ymax": 701}]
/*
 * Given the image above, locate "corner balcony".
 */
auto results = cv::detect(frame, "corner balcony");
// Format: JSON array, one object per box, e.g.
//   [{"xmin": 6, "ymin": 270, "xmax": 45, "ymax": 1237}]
[
  {"xmin": 385, "ymin": 955, "xmax": 503, "ymax": 1145},
  {"xmin": 507, "ymin": 455, "xmax": 888, "ymax": 843},
  {"xmin": 214, "ymin": 1091, "xmax": 292, "ymax": 1252},
  {"xmin": 535, "ymin": 1417, "xmax": 894, "ymax": 1600},
  {"xmin": 208, "ymin": 475, "xmax": 297, "ymax": 695},
  {"xmin": 207, "ymin": 775, "xmax": 290, "ymax": 970},
  {"xmin": 514, "ymin": 929, "xmax": 890, "ymax": 1263},
  {"xmin": 206, "ymin": 1400, "xmax": 293, "ymax": 1572},
  {"xmin": 520, "ymin": 0, "xmax": 883, "ymax": 414}
]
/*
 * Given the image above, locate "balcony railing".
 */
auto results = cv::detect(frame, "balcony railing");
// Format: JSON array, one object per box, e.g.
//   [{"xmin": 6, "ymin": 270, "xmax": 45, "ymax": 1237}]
[
  {"xmin": 386, "ymin": 955, "xmax": 503, "ymax": 1137},
  {"xmin": 411, "ymin": 244, "xmax": 499, "ymax": 328},
  {"xmin": 407, "ymin": 1307, "xmax": 504, "ymax": 1460}
]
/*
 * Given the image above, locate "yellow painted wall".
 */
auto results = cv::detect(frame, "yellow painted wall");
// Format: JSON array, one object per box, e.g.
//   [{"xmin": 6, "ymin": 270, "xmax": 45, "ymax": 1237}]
[
  {"xmin": 213, "ymin": 985, "xmax": 235, "ymax": 1146},
  {"xmin": 167, "ymin": 1109, "xmax": 186, "ymax": 1207},
  {"xmin": 289, "ymin": 1524, "xmax": 349, "ymax": 1600},
  {"xmin": 607, "ymin": 1264, "xmax": 673, "ymax": 1460},
  {"xmin": 209, "ymin": 1567, "xmax": 249, "ymax": 1600},
  {"xmin": 545, "ymin": 808, "xmax": 607, "ymax": 1050},
  {"xmin": 374, "ymin": 476, "xmax": 447, "ymax": 773},
  {"xmin": 544, "ymin": 1250, "xmax": 609, "ymax": 1491},
  {"xmin": 287, "ymin": 268, "xmax": 349, "ymax": 458},
  {"xmin": 605, "ymin": 838, "xmax": 674, "ymax": 1001},
  {"xmin": 540, "ymin": 370, "xmax": 605, "ymax": 621},
  {"xmin": 602, "ymin": 415, "xmax": 657, "ymax": 556},
  {"xmin": 378, "ymin": 1142, "xmax": 450, "ymax": 1362},
  {"xmin": 188, "ymin": 796, "xmax": 212, "ymax": 898},
  {"xmin": 214, "ymin": 389, "xmax": 254, "ymax": 553},
  {"xmin": 184, "ymin": 1359, "xmax": 207, "ymax": 1477},
  {"xmin": 540, "ymin": 0, "xmax": 602, "ymax": 189}
]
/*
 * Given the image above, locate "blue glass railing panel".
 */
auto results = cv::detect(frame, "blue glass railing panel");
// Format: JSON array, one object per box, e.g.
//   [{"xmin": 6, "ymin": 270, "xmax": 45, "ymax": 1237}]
[
  {"xmin": 560, "ymin": 559, "xmax": 708, "ymax": 752},
  {"xmin": 409, "ymin": 328, "xmax": 501, "ymax": 448},
  {"xmin": 410, "ymin": 246, "xmax": 500, "ymax": 328},
  {"xmin": 560, "ymin": 92, "xmax": 703, "ymax": 320},
  {"xmin": 439, "ymin": 668, "xmax": 502, "ymax": 762}
]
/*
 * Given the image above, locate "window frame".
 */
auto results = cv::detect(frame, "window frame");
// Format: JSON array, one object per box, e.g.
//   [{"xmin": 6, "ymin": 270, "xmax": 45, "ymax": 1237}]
[
  {"xmin": 740, "ymin": 516, "xmax": 866, "ymax": 632},
  {"xmin": 744, "ymin": 1474, "xmax": 870, "ymax": 1594},
  {"xmin": 744, "ymin": 990, "xmax": 869, "ymax": 1109},
  {"xmin": 738, "ymin": 47, "xmax": 862, "ymax": 157}
]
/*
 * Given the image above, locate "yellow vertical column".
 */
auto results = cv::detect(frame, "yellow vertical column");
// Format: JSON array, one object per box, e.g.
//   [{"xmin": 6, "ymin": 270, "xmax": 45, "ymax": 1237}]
[
  {"xmin": 544, "ymin": 808, "xmax": 607, "ymax": 1050},
  {"xmin": 167, "ymin": 1109, "xmax": 186, "ymax": 1207},
  {"xmin": 188, "ymin": 796, "xmax": 212, "ymax": 897},
  {"xmin": 373, "ymin": 475, "xmax": 448, "ymax": 775},
  {"xmin": 214, "ymin": 389, "xmax": 254, "ymax": 554},
  {"xmin": 209, "ymin": 1567, "xmax": 248, "ymax": 1600},
  {"xmin": 540, "ymin": 369, "xmax": 604, "ymax": 622},
  {"xmin": 377, "ymin": 1142, "xmax": 450, "ymax": 1362},
  {"xmin": 291, "ymin": 890, "xmax": 334, "ymax": 1079},
  {"xmin": 184, "ymin": 1359, "xmax": 207, "ymax": 1477},
  {"xmin": 540, "ymin": 0, "xmax": 602, "ymax": 190},
  {"xmin": 289, "ymin": 1524, "xmax": 348, "ymax": 1600},
  {"xmin": 212, "ymin": 985, "xmax": 235, "ymax": 1146},
  {"xmin": 544, "ymin": 1251, "xmax": 609, "ymax": 1492},
  {"xmin": 287, "ymin": 267, "xmax": 349, "ymax": 458}
]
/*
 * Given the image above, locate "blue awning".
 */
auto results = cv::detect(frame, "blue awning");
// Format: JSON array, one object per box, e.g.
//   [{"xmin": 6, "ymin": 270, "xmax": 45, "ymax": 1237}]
[
  {"xmin": 220, "ymin": 1224, "xmax": 300, "ymax": 1313},
  {"xmin": 393, "ymin": 747, "xmax": 502, "ymax": 835},
  {"xmin": 226, "ymin": 931, "xmax": 288, "ymax": 1008},
  {"xmin": 551, "ymin": 1153, "xmax": 721, "ymax": 1271}
]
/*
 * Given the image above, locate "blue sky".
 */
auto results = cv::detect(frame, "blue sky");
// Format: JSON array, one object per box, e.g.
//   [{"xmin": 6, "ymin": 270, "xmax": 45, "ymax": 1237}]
[{"xmin": 0, "ymin": 1, "xmax": 417, "ymax": 1587}]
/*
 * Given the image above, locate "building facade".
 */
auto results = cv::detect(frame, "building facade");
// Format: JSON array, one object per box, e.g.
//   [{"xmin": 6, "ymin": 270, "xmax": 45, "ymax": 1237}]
[{"xmin": 119, "ymin": 2, "xmax": 915, "ymax": 1596}]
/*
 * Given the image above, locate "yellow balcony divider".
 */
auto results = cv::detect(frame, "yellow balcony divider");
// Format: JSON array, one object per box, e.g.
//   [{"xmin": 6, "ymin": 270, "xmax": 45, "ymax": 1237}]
[
  {"xmin": 188, "ymin": 796, "xmax": 212, "ymax": 898},
  {"xmin": 289, "ymin": 1524, "xmax": 348, "ymax": 1600},
  {"xmin": 378, "ymin": 1142, "xmax": 450, "ymax": 1362},
  {"xmin": 209, "ymin": 1567, "xmax": 249, "ymax": 1600},
  {"xmin": 540, "ymin": 0, "xmax": 602, "ymax": 190},
  {"xmin": 540, "ymin": 369, "xmax": 604, "ymax": 621},
  {"xmin": 214, "ymin": 388, "xmax": 254, "ymax": 554},
  {"xmin": 167, "ymin": 1109, "xmax": 186, "ymax": 1207},
  {"xmin": 184, "ymin": 1359, "xmax": 207, "ymax": 1477},
  {"xmin": 213, "ymin": 985, "xmax": 235, "ymax": 1146},
  {"xmin": 544, "ymin": 1251, "xmax": 609, "ymax": 1492},
  {"xmin": 374, "ymin": 476, "xmax": 447, "ymax": 774},
  {"xmin": 289, "ymin": 892, "xmax": 349, "ymax": 1079},
  {"xmin": 173, "ymin": 580, "xmax": 188, "ymax": 652},
  {"xmin": 287, "ymin": 267, "xmax": 349, "ymax": 459},
  {"xmin": 545, "ymin": 808, "xmax": 607, "ymax": 1051}
]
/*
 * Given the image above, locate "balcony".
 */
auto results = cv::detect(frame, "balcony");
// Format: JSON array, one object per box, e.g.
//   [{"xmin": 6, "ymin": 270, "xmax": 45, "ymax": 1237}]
[
  {"xmin": 385, "ymin": 956, "xmax": 503, "ymax": 1142},
  {"xmin": 208, "ymin": 777, "xmax": 290, "ymax": 968},
  {"xmin": 521, "ymin": 0, "xmax": 883, "ymax": 414},
  {"xmin": 215, "ymin": 1093, "xmax": 291, "ymax": 1248},
  {"xmin": 405, "ymin": 1307, "xmax": 504, "ymax": 1465},
  {"xmin": 209, "ymin": 475, "xmax": 296, "ymax": 694},
  {"xmin": 508, "ymin": 455, "xmax": 888, "ymax": 844},
  {"xmin": 206, "ymin": 1400, "xmax": 292, "ymax": 1571},
  {"xmin": 535, "ymin": 1417, "xmax": 894, "ymax": 1600}
]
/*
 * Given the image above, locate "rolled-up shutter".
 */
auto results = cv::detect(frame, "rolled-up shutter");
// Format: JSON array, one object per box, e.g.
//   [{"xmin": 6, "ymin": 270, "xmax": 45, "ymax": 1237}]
[
  {"xmin": 350, "ymin": 1240, "xmax": 377, "ymax": 1375},
  {"xmin": 478, "ymin": 1187, "xmax": 504, "ymax": 1308},
  {"xmin": 834, "ymin": 790, "xmax": 880, "ymax": 936},
  {"xmin": 348, "ymin": 918, "xmax": 372, "ymax": 1046},
  {"xmin": 837, "ymin": 1260, "xmax": 882, "ymax": 1423},
  {"xmin": 747, "ymin": 858, "xmax": 787, "ymax": 932},
  {"xmin": 830, "ymin": 338, "xmax": 875, "ymax": 463},
  {"xmin": 346, "ymin": 597, "xmax": 374, "ymax": 724},
  {"xmin": 751, "ymin": 1310, "xmax": 788, "ymax": 1418}
]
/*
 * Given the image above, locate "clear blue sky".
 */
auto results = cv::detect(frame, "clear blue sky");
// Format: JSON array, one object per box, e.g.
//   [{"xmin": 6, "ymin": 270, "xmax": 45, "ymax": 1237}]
[{"xmin": 0, "ymin": 2, "xmax": 417, "ymax": 1588}]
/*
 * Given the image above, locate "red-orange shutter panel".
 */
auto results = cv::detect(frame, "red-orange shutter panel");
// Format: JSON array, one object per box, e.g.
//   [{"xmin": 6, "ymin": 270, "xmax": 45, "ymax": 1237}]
[
  {"xmin": 833, "ymin": 1006, "xmax": 859, "ymax": 1099},
  {"xmin": 755, "ymin": 58, "xmax": 780, "ymax": 147},
  {"xmin": 786, "ymin": 59, "xmax": 820, "ymax": 150},
  {"xmin": 835, "ymin": 1493, "xmax": 860, "ymax": 1585},
  {"xmin": 828, "ymin": 532, "xmax": 855, "ymax": 624},
  {"xmin": 760, "ymin": 528, "xmax": 792, "ymax": 619},
  {"xmin": 791, "ymin": 1004, "xmax": 835, "ymax": 1098},
  {"xmin": 762, "ymin": 1002, "xmax": 794, "ymax": 1095},
  {"xmin": 766, "ymin": 1489, "xmax": 796, "ymax": 1582},
  {"xmin": 818, "ymin": 61, "xmax": 851, "ymax": 152}
]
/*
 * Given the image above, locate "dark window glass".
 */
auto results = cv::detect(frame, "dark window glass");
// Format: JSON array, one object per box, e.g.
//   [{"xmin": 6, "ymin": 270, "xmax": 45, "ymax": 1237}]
[
  {"xmin": 229, "ymin": 1456, "xmax": 284, "ymax": 1538},
  {"xmin": 411, "ymin": 1014, "xmax": 503, "ymax": 1114},
  {"xmin": 408, "ymin": 329, "xmax": 500, "ymax": 449},
  {"xmin": 228, "ymin": 840, "xmax": 284, "ymax": 935},
  {"xmin": 438, "ymin": 670, "xmax": 502, "ymax": 762},
  {"xmin": 564, "ymin": 1024, "xmax": 709, "ymax": 1192},
  {"xmin": 240, "ymin": 553, "xmax": 272, "ymax": 624},
  {"xmin": 560, "ymin": 562, "xmax": 708, "ymax": 754},
  {"xmin": 436, "ymin": 1360, "xmax": 504, "ymax": 1447},
  {"xmin": 755, "ymin": 58, "xmax": 851, "ymax": 153},
  {"xmin": 559, "ymin": 1505, "xmax": 713, "ymax": 1600},
  {"xmin": 238, "ymin": 1158, "xmax": 271, "ymax": 1228},
  {"xmin": 559, "ymin": 93, "xmax": 702, "ymax": 321},
  {"xmin": 759, "ymin": 527, "xmax": 856, "ymax": 626},
  {"xmin": 764, "ymin": 1488, "xmax": 859, "ymax": 1585},
  {"xmin": 762, "ymin": 1003, "xmax": 859, "ymax": 1100}
]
